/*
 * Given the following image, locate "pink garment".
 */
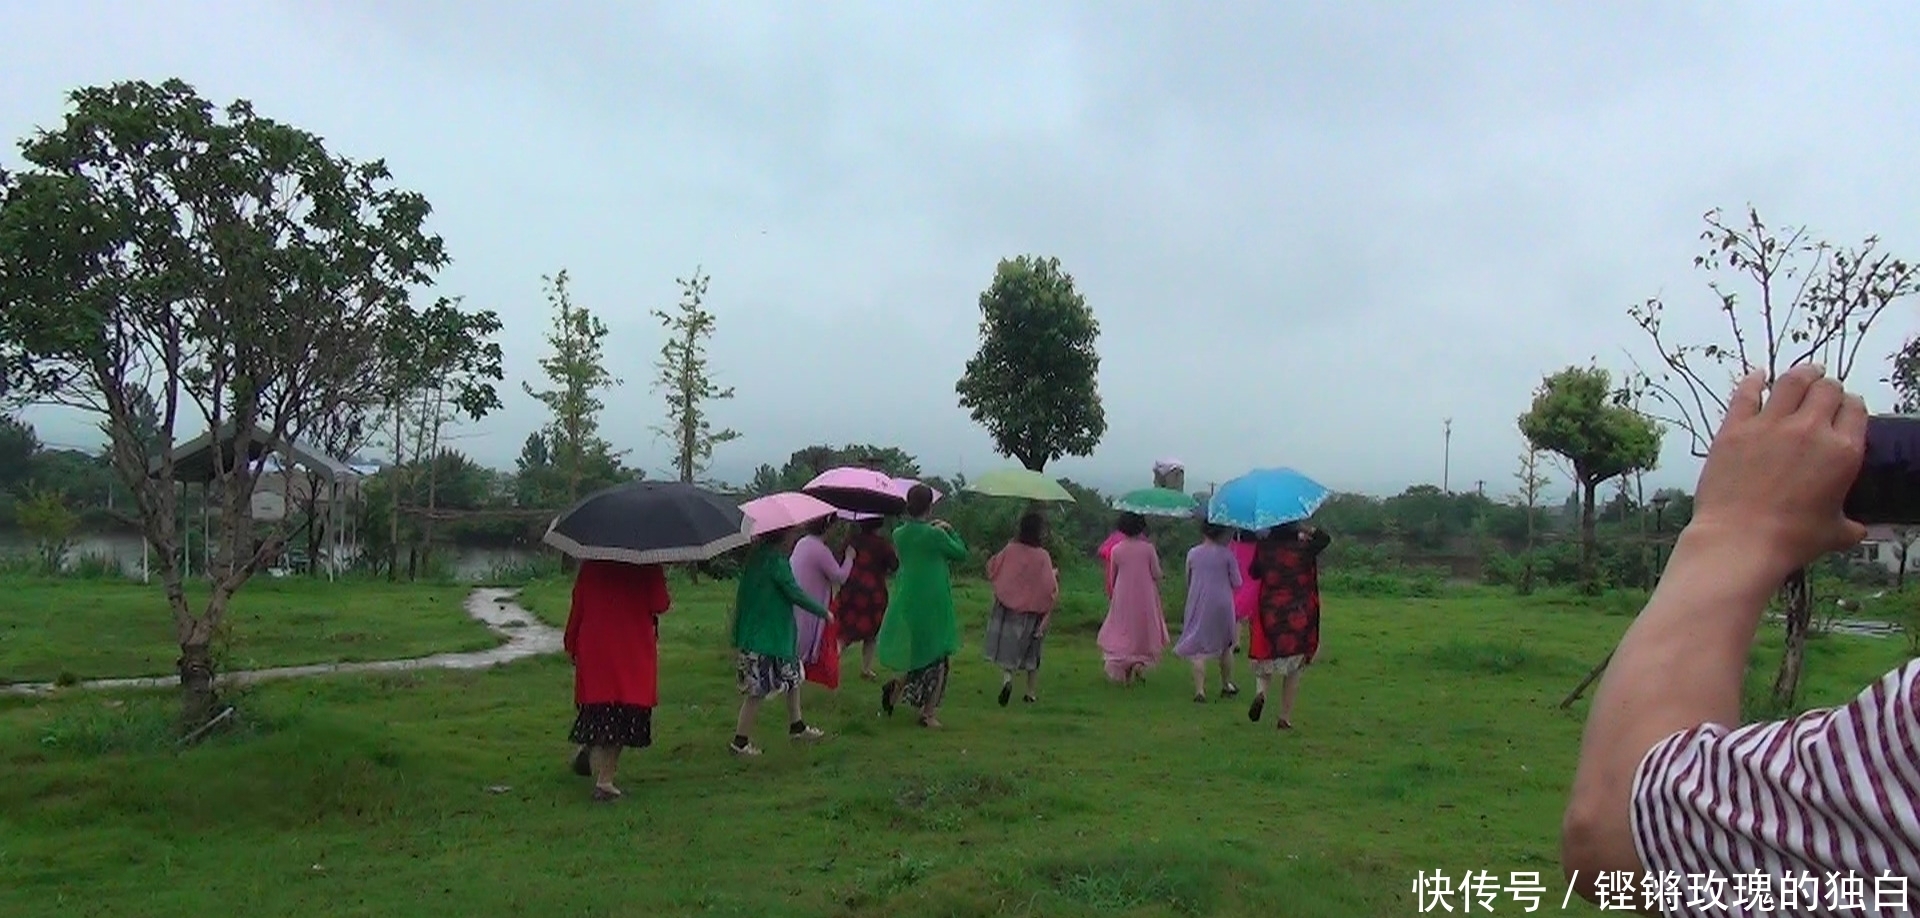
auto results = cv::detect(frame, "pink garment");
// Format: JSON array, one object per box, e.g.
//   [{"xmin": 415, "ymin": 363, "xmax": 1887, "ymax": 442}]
[
  {"xmin": 986, "ymin": 542, "xmax": 1059, "ymax": 614},
  {"xmin": 1230, "ymin": 540, "xmax": 1258, "ymax": 622},
  {"xmin": 1097, "ymin": 531, "xmax": 1125, "ymax": 598},
  {"xmin": 1097, "ymin": 536, "xmax": 1168, "ymax": 680},
  {"xmin": 790, "ymin": 534, "xmax": 852, "ymax": 664}
]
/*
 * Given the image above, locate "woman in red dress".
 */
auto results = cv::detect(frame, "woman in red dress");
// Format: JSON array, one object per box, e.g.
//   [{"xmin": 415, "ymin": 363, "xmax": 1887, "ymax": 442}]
[
  {"xmin": 1245, "ymin": 523, "xmax": 1332, "ymax": 730},
  {"xmin": 564, "ymin": 559, "xmax": 671, "ymax": 802},
  {"xmin": 832, "ymin": 517, "xmax": 899, "ymax": 681}
]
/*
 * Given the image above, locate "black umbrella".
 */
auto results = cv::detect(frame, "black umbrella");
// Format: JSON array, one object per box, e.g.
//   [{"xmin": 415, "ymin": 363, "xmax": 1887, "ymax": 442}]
[{"xmin": 542, "ymin": 480, "xmax": 753, "ymax": 564}]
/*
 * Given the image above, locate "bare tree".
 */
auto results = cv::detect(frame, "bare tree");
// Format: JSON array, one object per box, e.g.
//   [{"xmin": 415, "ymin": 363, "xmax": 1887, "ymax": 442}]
[
  {"xmin": 1510, "ymin": 446, "xmax": 1553, "ymax": 595},
  {"xmin": 1627, "ymin": 205, "xmax": 1920, "ymax": 709}
]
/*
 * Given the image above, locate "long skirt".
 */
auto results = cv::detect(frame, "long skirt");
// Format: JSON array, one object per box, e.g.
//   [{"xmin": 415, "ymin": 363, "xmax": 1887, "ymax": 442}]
[
  {"xmin": 569, "ymin": 702, "xmax": 653, "ymax": 748},
  {"xmin": 983, "ymin": 601, "xmax": 1046, "ymax": 672},
  {"xmin": 736, "ymin": 651, "xmax": 804, "ymax": 698},
  {"xmin": 900, "ymin": 657, "xmax": 951, "ymax": 709}
]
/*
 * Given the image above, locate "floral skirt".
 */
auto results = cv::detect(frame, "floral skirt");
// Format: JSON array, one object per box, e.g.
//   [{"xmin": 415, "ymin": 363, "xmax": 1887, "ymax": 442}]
[
  {"xmin": 900, "ymin": 657, "xmax": 951, "ymax": 709},
  {"xmin": 737, "ymin": 651, "xmax": 803, "ymax": 698},
  {"xmin": 1252, "ymin": 655, "xmax": 1308, "ymax": 678},
  {"xmin": 569, "ymin": 703, "xmax": 653, "ymax": 748}
]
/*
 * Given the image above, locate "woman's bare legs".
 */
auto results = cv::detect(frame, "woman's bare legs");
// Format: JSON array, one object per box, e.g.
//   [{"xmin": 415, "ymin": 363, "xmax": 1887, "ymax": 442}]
[
  {"xmin": 1248, "ymin": 672, "xmax": 1272, "ymax": 721},
  {"xmin": 732, "ymin": 696, "xmax": 763, "ymax": 754},
  {"xmin": 1277, "ymin": 671, "xmax": 1302, "ymax": 728},
  {"xmin": 1023, "ymin": 667, "xmax": 1039, "ymax": 701},
  {"xmin": 1218, "ymin": 651, "xmax": 1237, "ymax": 695},
  {"xmin": 589, "ymin": 745, "xmax": 621, "ymax": 797},
  {"xmin": 1189, "ymin": 658, "xmax": 1209, "ymax": 698},
  {"xmin": 860, "ymin": 640, "xmax": 877, "ymax": 679}
]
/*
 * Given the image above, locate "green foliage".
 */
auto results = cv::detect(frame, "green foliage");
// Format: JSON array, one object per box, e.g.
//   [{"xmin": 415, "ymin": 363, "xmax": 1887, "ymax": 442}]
[
  {"xmin": 650, "ymin": 266, "xmax": 740, "ymax": 484},
  {"xmin": 520, "ymin": 269, "xmax": 627, "ymax": 504},
  {"xmin": 745, "ymin": 443, "xmax": 924, "ymax": 496},
  {"xmin": 15, "ymin": 485, "xmax": 77, "ymax": 573},
  {"xmin": 1518, "ymin": 365, "xmax": 1663, "ymax": 592},
  {"xmin": 954, "ymin": 255, "xmax": 1106, "ymax": 471}
]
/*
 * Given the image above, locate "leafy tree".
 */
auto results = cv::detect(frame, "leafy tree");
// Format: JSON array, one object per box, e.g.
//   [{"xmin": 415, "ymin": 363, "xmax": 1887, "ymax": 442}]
[
  {"xmin": 1627, "ymin": 206, "xmax": 1918, "ymax": 708},
  {"xmin": 15, "ymin": 486, "xmax": 77, "ymax": 573},
  {"xmin": 0, "ymin": 414, "xmax": 39, "ymax": 493},
  {"xmin": 1518, "ymin": 365, "xmax": 1663, "ymax": 593},
  {"xmin": 523, "ymin": 269, "xmax": 626, "ymax": 503},
  {"xmin": 746, "ymin": 443, "xmax": 924, "ymax": 496},
  {"xmin": 1890, "ymin": 526, "xmax": 1920, "ymax": 592},
  {"xmin": 1511, "ymin": 446, "xmax": 1553, "ymax": 595},
  {"xmin": 651, "ymin": 266, "xmax": 739, "ymax": 484},
  {"xmin": 0, "ymin": 79, "xmax": 480, "ymax": 726},
  {"xmin": 955, "ymin": 255, "xmax": 1106, "ymax": 471}
]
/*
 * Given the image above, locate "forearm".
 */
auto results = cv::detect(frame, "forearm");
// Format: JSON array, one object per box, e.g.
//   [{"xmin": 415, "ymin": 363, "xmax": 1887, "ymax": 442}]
[{"xmin": 1563, "ymin": 523, "xmax": 1795, "ymax": 894}]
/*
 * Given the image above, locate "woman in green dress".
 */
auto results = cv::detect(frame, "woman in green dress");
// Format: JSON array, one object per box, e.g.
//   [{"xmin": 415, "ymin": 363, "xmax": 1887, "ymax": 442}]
[
  {"xmin": 728, "ymin": 526, "xmax": 838, "ymax": 756},
  {"xmin": 877, "ymin": 483, "xmax": 968, "ymax": 728}
]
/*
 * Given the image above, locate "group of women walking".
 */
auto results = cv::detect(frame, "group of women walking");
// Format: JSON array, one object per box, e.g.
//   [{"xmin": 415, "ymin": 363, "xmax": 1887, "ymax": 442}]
[{"xmin": 557, "ymin": 483, "xmax": 1330, "ymax": 803}]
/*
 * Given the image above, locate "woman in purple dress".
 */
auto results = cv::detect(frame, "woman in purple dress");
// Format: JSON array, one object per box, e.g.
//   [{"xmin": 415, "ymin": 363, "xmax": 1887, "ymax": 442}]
[
  {"xmin": 1174, "ymin": 522, "xmax": 1242, "ymax": 702},
  {"xmin": 790, "ymin": 515, "xmax": 853, "ymax": 688}
]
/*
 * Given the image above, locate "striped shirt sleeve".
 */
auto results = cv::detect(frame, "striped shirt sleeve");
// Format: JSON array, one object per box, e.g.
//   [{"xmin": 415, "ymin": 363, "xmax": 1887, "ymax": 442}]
[{"xmin": 1629, "ymin": 660, "xmax": 1920, "ymax": 914}]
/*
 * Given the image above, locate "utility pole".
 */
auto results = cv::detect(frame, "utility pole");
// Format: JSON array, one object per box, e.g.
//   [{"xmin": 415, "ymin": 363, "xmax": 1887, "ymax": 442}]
[{"xmin": 1442, "ymin": 418, "xmax": 1452, "ymax": 492}]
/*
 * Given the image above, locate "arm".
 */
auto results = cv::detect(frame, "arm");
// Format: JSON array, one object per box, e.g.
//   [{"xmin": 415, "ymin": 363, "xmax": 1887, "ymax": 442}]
[
  {"xmin": 1148, "ymin": 547, "xmax": 1163, "ymax": 582},
  {"xmin": 1227, "ymin": 553, "xmax": 1244, "ymax": 591},
  {"xmin": 937, "ymin": 525, "xmax": 968, "ymax": 561},
  {"xmin": 771, "ymin": 558, "xmax": 831, "ymax": 619},
  {"xmin": 825, "ymin": 542, "xmax": 854, "ymax": 586},
  {"xmin": 1303, "ymin": 528, "xmax": 1332, "ymax": 558}
]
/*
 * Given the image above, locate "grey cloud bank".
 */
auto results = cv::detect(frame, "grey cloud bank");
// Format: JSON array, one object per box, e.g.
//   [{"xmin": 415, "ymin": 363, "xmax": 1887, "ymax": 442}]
[{"xmin": 5, "ymin": 1, "xmax": 1918, "ymax": 499}]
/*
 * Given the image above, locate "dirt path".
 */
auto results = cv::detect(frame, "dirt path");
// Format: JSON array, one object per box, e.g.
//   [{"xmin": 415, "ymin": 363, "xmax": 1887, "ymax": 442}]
[{"xmin": 1, "ymin": 588, "xmax": 559, "ymax": 698}]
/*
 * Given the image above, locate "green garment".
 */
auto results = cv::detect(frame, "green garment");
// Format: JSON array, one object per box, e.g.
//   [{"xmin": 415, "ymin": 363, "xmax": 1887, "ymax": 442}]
[
  {"xmin": 732, "ymin": 542, "xmax": 829, "ymax": 660},
  {"xmin": 876, "ymin": 519, "xmax": 968, "ymax": 672}
]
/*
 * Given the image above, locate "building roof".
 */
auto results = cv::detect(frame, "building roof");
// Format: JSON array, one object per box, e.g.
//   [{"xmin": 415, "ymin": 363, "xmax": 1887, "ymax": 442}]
[{"xmin": 150, "ymin": 422, "xmax": 358, "ymax": 484}]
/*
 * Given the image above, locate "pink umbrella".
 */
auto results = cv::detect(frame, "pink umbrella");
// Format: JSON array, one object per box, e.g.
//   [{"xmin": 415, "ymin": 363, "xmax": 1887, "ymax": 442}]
[
  {"xmin": 802, "ymin": 467, "xmax": 907, "ymax": 515},
  {"xmin": 892, "ymin": 477, "xmax": 943, "ymax": 505},
  {"xmin": 740, "ymin": 492, "xmax": 839, "ymax": 537}
]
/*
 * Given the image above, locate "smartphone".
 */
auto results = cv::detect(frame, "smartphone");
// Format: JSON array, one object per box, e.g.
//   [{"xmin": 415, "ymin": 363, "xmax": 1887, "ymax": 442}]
[{"xmin": 1844, "ymin": 414, "xmax": 1920, "ymax": 525}]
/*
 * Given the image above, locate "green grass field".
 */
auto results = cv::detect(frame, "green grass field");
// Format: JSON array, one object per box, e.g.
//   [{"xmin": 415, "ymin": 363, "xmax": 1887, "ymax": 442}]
[
  {"xmin": 0, "ymin": 575, "xmax": 498, "ymax": 684},
  {"xmin": 0, "ymin": 570, "xmax": 1908, "ymax": 917}
]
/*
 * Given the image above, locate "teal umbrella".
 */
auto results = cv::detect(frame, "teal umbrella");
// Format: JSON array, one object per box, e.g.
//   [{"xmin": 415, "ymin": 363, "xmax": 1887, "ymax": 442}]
[{"xmin": 1114, "ymin": 487, "xmax": 1198, "ymax": 518}]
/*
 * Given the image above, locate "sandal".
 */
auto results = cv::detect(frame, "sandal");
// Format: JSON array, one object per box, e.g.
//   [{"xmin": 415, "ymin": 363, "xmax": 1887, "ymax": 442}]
[
  {"xmin": 1276, "ymin": 718, "xmax": 1293, "ymax": 730},
  {"xmin": 1022, "ymin": 695, "xmax": 1037, "ymax": 704},
  {"xmin": 1248, "ymin": 695, "xmax": 1266, "ymax": 723},
  {"xmin": 1221, "ymin": 682, "xmax": 1240, "ymax": 698},
  {"xmin": 918, "ymin": 715, "xmax": 943, "ymax": 729},
  {"xmin": 591, "ymin": 785, "xmax": 623, "ymax": 802},
  {"xmin": 998, "ymin": 683, "xmax": 1013, "ymax": 707},
  {"xmin": 880, "ymin": 680, "xmax": 898, "ymax": 717},
  {"xmin": 729, "ymin": 740, "xmax": 762, "ymax": 757},
  {"xmin": 1192, "ymin": 693, "xmax": 1207, "ymax": 703}
]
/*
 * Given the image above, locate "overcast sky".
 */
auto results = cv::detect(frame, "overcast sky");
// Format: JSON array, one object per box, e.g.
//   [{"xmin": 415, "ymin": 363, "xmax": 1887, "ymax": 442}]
[{"xmin": 6, "ymin": 1, "xmax": 1919, "ymax": 499}]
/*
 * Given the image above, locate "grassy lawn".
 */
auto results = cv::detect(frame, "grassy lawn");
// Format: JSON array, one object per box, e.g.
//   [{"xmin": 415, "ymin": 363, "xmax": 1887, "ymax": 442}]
[
  {"xmin": 0, "ymin": 570, "xmax": 1908, "ymax": 917},
  {"xmin": 0, "ymin": 575, "xmax": 501, "ymax": 684}
]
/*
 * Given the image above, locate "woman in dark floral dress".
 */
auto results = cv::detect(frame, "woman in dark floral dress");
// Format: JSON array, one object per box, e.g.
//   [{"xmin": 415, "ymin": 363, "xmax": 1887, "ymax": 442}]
[
  {"xmin": 1246, "ymin": 522, "xmax": 1332, "ymax": 730},
  {"xmin": 833, "ymin": 516, "xmax": 899, "ymax": 680}
]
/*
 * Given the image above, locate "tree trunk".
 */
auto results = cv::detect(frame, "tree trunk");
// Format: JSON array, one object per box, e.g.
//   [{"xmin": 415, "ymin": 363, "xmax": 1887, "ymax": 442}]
[
  {"xmin": 421, "ymin": 387, "xmax": 444, "ymax": 576},
  {"xmin": 177, "ymin": 638, "xmax": 218, "ymax": 727},
  {"xmin": 1579, "ymin": 478, "xmax": 1599, "ymax": 595},
  {"xmin": 1769, "ymin": 568, "xmax": 1812, "ymax": 711},
  {"xmin": 387, "ymin": 406, "xmax": 404, "ymax": 582},
  {"xmin": 1899, "ymin": 546, "xmax": 1909, "ymax": 591},
  {"xmin": 1519, "ymin": 505, "xmax": 1536, "ymax": 596}
]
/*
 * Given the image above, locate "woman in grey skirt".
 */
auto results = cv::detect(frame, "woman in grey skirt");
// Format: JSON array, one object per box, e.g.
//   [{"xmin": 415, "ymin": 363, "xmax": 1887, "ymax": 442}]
[{"xmin": 983, "ymin": 511, "xmax": 1061, "ymax": 706}]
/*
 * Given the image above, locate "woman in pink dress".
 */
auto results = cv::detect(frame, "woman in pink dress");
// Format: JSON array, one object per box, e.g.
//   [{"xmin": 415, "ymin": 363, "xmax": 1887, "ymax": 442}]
[
  {"xmin": 1097, "ymin": 512, "xmax": 1168, "ymax": 684},
  {"xmin": 790, "ymin": 515, "xmax": 854, "ymax": 689},
  {"xmin": 1230, "ymin": 530, "xmax": 1259, "ymax": 651}
]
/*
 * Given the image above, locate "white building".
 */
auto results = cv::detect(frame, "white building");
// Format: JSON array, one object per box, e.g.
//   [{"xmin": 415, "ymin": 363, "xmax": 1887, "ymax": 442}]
[{"xmin": 1855, "ymin": 524, "xmax": 1920, "ymax": 574}]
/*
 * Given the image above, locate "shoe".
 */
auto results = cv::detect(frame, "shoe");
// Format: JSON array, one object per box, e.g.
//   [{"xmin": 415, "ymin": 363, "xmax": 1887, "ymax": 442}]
[
  {"xmin": 570, "ymin": 746, "xmax": 591, "ymax": 777},
  {"xmin": 590, "ymin": 785, "xmax": 623, "ymax": 802},
  {"xmin": 791, "ymin": 725, "xmax": 825, "ymax": 742},
  {"xmin": 1022, "ymin": 695, "xmax": 1037, "ymax": 704},
  {"xmin": 998, "ymin": 682, "xmax": 1012, "ymax": 707},
  {"xmin": 1193, "ymin": 693, "xmax": 1207, "ymax": 703},
  {"xmin": 881, "ymin": 680, "xmax": 898, "ymax": 717},
  {"xmin": 1276, "ymin": 718, "xmax": 1293, "ymax": 730},
  {"xmin": 1221, "ymin": 682, "xmax": 1240, "ymax": 698},
  {"xmin": 1248, "ymin": 695, "xmax": 1266, "ymax": 723},
  {"xmin": 729, "ymin": 740, "xmax": 762, "ymax": 756}
]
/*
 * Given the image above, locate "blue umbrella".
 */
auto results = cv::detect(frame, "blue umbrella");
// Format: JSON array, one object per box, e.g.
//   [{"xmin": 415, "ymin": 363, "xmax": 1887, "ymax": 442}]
[{"xmin": 1206, "ymin": 467, "xmax": 1330, "ymax": 531}]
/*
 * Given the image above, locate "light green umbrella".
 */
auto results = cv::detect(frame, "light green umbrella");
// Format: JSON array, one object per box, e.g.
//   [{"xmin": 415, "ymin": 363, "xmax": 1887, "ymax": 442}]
[
  {"xmin": 963, "ymin": 467, "xmax": 1075, "ymax": 502},
  {"xmin": 1114, "ymin": 487, "xmax": 1198, "ymax": 518}
]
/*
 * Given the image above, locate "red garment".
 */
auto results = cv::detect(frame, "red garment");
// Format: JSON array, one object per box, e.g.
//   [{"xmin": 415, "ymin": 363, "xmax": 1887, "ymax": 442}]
[
  {"xmin": 563, "ymin": 560, "xmax": 671, "ymax": 707},
  {"xmin": 831, "ymin": 530, "xmax": 898, "ymax": 642},
  {"xmin": 806, "ymin": 617, "xmax": 842, "ymax": 689},
  {"xmin": 1248, "ymin": 530, "xmax": 1331, "ymax": 663}
]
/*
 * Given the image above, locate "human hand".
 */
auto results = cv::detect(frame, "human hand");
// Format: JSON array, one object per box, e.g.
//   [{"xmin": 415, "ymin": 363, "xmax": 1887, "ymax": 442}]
[{"xmin": 1688, "ymin": 363, "xmax": 1869, "ymax": 573}]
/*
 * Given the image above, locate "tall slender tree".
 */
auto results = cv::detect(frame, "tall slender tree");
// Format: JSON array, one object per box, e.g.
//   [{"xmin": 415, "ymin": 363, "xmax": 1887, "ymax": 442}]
[
  {"xmin": 955, "ymin": 255, "xmax": 1106, "ymax": 471},
  {"xmin": 651, "ymin": 266, "xmax": 739, "ymax": 484},
  {"xmin": 523, "ymin": 270, "xmax": 625, "ymax": 504}
]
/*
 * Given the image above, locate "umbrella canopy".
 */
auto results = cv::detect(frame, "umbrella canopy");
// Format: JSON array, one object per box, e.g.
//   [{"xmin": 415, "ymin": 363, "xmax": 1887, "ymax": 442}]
[
  {"xmin": 964, "ymin": 467, "xmax": 1074, "ymax": 503},
  {"xmin": 1114, "ymin": 486, "xmax": 1199, "ymax": 518},
  {"xmin": 1206, "ymin": 467, "xmax": 1331, "ymax": 531},
  {"xmin": 740, "ymin": 491, "xmax": 840, "ymax": 537},
  {"xmin": 802, "ymin": 467, "xmax": 908, "ymax": 515},
  {"xmin": 542, "ymin": 480, "xmax": 753, "ymax": 564}
]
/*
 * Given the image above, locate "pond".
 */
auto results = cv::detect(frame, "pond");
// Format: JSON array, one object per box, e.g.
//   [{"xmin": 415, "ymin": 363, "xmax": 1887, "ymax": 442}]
[{"xmin": 0, "ymin": 532, "xmax": 546, "ymax": 583}]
